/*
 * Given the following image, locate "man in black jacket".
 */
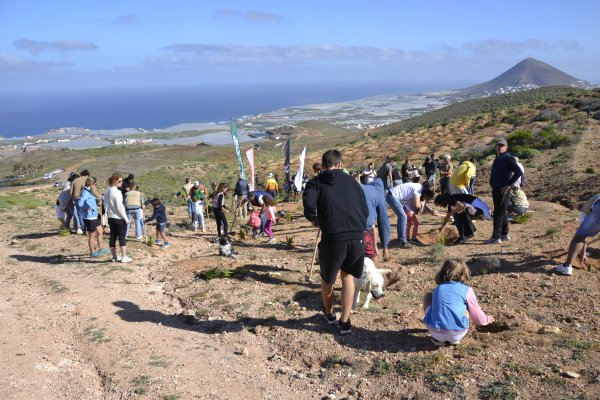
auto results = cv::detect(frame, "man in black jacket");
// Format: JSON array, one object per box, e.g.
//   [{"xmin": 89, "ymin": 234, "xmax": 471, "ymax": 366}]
[
  {"xmin": 486, "ymin": 137, "xmax": 523, "ymax": 244},
  {"xmin": 303, "ymin": 150, "xmax": 368, "ymax": 335}
]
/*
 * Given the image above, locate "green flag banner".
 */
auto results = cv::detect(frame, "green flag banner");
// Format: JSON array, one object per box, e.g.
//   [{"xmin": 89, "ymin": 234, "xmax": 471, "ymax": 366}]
[{"xmin": 230, "ymin": 119, "xmax": 246, "ymax": 180}]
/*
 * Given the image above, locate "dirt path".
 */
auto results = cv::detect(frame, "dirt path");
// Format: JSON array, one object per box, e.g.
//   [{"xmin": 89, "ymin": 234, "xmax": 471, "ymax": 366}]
[{"xmin": 0, "ymin": 237, "xmax": 300, "ymax": 399}]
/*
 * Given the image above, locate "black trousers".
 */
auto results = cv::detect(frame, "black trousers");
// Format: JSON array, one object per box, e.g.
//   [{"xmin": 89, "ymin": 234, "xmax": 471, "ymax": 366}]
[
  {"xmin": 440, "ymin": 177, "xmax": 451, "ymax": 194},
  {"xmin": 491, "ymin": 188, "xmax": 509, "ymax": 239},
  {"xmin": 213, "ymin": 208, "xmax": 228, "ymax": 237},
  {"xmin": 108, "ymin": 217, "xmax": 127, "ymax": 247}
]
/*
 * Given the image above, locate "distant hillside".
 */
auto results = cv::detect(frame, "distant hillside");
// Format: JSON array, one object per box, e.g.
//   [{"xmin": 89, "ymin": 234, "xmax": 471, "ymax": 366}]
[
  {"xmin": 370, "ymin": 86, "xmax": 589, "ymax": 137},
  {"xmin": 462, "ymin": 58, "xmax": 589, "ymax": 97}
]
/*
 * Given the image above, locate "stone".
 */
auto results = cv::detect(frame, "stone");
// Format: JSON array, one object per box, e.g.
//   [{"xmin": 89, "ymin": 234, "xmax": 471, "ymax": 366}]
[
  {"xmin": 241, "ymin": 347, "xmax": 249, "ymax": 356},
  {"xmin": 563, "ymin": 371, "xmax": 580, "ymax": 379},
  {"xmin": 539, "ymin": 326, "xmax": 561, "ymax": 334},
  {"xmin": 408, "ymin": 268, "xmax": 415, "ymax": 275},
  {"xmin": 507, "ymin": 272, "xmax": 519, "ymax": 278}
]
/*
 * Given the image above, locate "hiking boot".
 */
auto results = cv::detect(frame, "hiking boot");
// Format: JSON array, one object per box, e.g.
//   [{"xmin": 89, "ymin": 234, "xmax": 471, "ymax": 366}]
[
  {"xmin": 501, "ymin": 234, "xmax": 512, "ymax": 241},
  {"xmin": 323, "ymin": 308, "xmax": 338, "ymax": 325},
  {"xmin": 338, "ymin": 319, "xmax": 352, "ymax": 335},
  {"xmin": 484, "ymin": 237, "xmax": 502, "ymax": 244},
  {"xmin": 120, "ymin": 255, "xmax": 133, "ymax": 263},
  {"xmin": 553, "ymin": 264, "xmax": 572, "ymax": 276}
]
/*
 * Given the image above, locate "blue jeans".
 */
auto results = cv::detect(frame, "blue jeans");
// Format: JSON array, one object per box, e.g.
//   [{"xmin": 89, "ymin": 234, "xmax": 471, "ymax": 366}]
[
  {"xmin": 260, "ymin": 211, "xmax": 267, "ymax": 233},
  {"xmin": 74, "ymin": 203, "xmax": 86, "ymax": 233},
  {"xmin": 386, "ymin": 193, "xmax": 407, "ymax": 243},
  {"xmin": 65, "ymin": 202, "xmax": 76, "ymax": 231},
  {"xmin": 126, "ymin": 208, "xmax": 145, "ymax": 237},
  {"xmin": 187, "ymin": 200, "xmax": 194, "ymax": 220}
]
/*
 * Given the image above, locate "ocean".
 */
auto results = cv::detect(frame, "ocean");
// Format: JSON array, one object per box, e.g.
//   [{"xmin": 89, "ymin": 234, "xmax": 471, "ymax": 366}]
[{"xmin": 0, "ymin": 82, "xmax": 450, "ymax": 138}]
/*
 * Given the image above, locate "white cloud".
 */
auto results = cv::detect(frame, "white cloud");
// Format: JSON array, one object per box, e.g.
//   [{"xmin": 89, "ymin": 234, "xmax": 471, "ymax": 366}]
[
  {"xmin": 462, "ymin": 39, "xmax": 583, "ymax": 56},
  {"xmin": 152, "ymin": 43, "xmax": 435, "ymax": 66},
  {"xmin": 111, "ymin": 13, "xmax": 141, "ymax": 26},
  {"xmin": 214, "ymin": 8, "xmax": 289, "ymax": 23},
  {"xmin": 0, "ymin": 54, "xmax": 73, "ymax": 71},
  {"xmin": 13, "ymin": 39, "xmax": 99, "ymax": 56}
]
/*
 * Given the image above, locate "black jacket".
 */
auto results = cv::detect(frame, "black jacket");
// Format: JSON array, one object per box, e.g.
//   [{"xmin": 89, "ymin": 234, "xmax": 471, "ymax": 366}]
[
  {"xmin": 489, "ymin": 152, "xmax": 522, "ymax": 190},
  {"xmin": 303, "ymin": 169, "xmax": 368, "ymax": 242}
]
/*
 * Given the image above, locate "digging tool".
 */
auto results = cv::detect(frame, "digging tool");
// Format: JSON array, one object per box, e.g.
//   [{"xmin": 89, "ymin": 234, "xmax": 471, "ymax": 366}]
[{"xmin": 305, "ymin": 229, "xmax": 321, "ymax": 282}]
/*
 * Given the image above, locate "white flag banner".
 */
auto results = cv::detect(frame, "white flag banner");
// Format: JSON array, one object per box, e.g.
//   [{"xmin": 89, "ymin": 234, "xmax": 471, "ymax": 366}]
[
  {"xmin": 246, "ymin": 148, "xmax": 255, "ymax": 191},
  {"xmin": 293, "ymin": 146, "xmax": 306, "ymax": 191}
]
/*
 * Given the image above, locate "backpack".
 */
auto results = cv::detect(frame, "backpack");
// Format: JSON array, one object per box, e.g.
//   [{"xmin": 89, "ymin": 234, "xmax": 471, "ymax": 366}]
[{"xmin": 248, "ymin": 211, "xmax": 261, "ymax": 228}]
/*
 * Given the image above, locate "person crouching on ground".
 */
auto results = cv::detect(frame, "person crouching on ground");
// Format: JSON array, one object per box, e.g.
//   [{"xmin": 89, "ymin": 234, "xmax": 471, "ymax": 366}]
[
  {"xmin": 423, "ymin": 259, "xmax": 493, "ymax": 346},
  {"xmin": 554, "ymin": 193, "xmax": 600, "ymax": 276},
  {"xmin": 435, "ymin": 193, "xmax": 492, "ymax": 245},
  {"xmin": 507, "ymin": 187, "xmax": 529, "ymax": 219},
  {"xmin": 212, "ymin": 182, "xmax": 229, "ymax": 237},
  {"xmin": 78, "ymin": 177, "xmax": 110, "ymax": 258},
  {"xmin": 145, "ymin": 198, "xmax": 171, "ymax": 249},
  {"xmin": 303, "ymin": 150, "xmax": 368, "ymax": 335}
]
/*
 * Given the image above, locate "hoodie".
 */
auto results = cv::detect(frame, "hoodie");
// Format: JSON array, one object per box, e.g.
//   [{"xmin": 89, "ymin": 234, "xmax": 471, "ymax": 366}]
[
  {"xmin": 303, "ymin": 169, "xmax": 368, "ymax": 242},
  {"xmin": 361, "ymin": 178, "xmax": 390, "ymax": 249}
]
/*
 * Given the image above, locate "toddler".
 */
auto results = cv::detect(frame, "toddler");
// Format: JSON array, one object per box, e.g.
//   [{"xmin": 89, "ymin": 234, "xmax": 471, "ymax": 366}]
[
  {"xmin": 192, "ymin": 195, "xmax": 205, "ymax": 232},
  {"xmin": 423, "ymin": 259, "xmax": 493, "ymax": 346},
  {"xmin": 262, "ymin": 195, "xmax": 277, "ymax": 243},
  {"xmin": 247, "ymin": 209, "xmax": 261, "ymax": 239},
  {"xmin": 145, "ymin": 198, "xmax": 171, "ymax": 249}
]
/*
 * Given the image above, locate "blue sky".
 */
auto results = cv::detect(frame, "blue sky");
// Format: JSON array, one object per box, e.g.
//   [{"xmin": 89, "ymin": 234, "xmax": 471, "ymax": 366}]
[{"xmin": 1, "ymin": 0, "xmax": 599, "ymax": 93}]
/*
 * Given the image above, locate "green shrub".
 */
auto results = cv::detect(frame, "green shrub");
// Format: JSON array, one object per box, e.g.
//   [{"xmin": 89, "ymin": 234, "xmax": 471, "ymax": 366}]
[
  {"xmin": 480, "ymin": 380, "xmax": 516, "ymax": 400},
  {"xmin": 511, "ymin": 147, "xmax": 541, "ymax": 159},
  {"xmin": 514, "ymin": 213, "xmax": 531, "ymax": 224},
  {"xmin": 196, "ymin": 267, "xmax": 235, "ymax": 280},
  {"xmin": 585, "ymin": 167, "xmax": 596, "ymax": 174}
]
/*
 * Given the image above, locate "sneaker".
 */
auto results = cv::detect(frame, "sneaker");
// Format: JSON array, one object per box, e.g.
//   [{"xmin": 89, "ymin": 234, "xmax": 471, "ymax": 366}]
[
  {"xmin": 98, "ymin": 248, "xmax": 111, "ymax": 255},
  {"xmin": 432, "ymin": 338, "xmax": 460, "ymax": 346},
  {"xmin": 501, "ymin": 234, "xmax": 512, "ymax": 241},
  {"xmin": 266, "ymin": 236, "xmax": 275, "ymax": 243},
  {"xmin": 112, "ymin": 256, "xmax": 122, "ymax": 262},
  {"xmin": 323, "ymin": 309, "xmax": 338, "ymax": 325},
  {"xmin": 160, "ymin": 242, "xmax": 171, "ymax": 250},
  {"xmin": 338, "ymin": 319, "xmax": 352, "ymax": 335},
  {"xmin": 77, "ymin": 229, "xmax": 83, "ymax": 235},
  {"xmin": 399, "ymin": 241, "xmax": 413, "ymax": 248},
  {"xmin": 409, "ymin": 238, "xmax": 423, "ymax": 245},
  {"xmin": 90, "ymin": 250, "xmax": 101, "ymax": 258},
  {"xmin": 155, "ymin": 240, "xmax": 164, "ymax": 246},
  {"xmin": 553, "ymin": 264, "xmax": 572, "ymax": 276},
  {"xmin": 136, "ymin": 236, "xmax": 143, "ymax": 241},
  {"xmin": 120, "ymin": 255, "xmax": 133, "ymax": 263},
  {"xmin": 484, "ymin": 237, "xmax": 502, "ymax": 244}
]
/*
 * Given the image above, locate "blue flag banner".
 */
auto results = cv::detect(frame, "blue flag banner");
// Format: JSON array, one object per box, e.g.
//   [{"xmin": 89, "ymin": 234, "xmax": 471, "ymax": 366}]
[
  {"xmin": 230, "ymin": 119, "xmax": 246, "ymax": 180},
  {"xmin": 284, "ymin": 139, "xmax": 291, "ymax": 183}
]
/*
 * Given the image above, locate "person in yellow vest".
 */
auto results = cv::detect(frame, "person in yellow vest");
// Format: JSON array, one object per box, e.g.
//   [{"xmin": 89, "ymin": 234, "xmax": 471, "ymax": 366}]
[
  {"xmin": 450, "ymin": 159, "xmax": 476, "ymax": 194},
  {"xmin": 264, "ymin": 172, "xmax": 279, "ymax": 199}
]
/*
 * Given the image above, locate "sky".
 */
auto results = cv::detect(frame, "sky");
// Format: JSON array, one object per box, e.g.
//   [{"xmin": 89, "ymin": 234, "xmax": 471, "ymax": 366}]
[{"xmin": 1, "ymin": 0, "xmax": 600, "ymax": 93}]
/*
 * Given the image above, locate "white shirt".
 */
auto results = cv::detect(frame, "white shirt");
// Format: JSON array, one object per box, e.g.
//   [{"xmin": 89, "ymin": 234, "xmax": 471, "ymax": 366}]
[
  {"xmin": 103, "ymin": 186, "xmax": 129, "ymax": 222},
  {"xmin": 389, "ymin": 182, "xmax": 422, "ymax": 202},
  {"xmin": 193, "ymin": 200, "xmax": 204, "ymax": 214}
]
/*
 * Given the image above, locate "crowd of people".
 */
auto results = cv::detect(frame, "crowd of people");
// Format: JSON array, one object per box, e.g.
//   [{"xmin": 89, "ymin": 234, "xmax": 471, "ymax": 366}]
[{"xmin": 52, "ymin": 137, "xmax": 598, "ymax": 343}]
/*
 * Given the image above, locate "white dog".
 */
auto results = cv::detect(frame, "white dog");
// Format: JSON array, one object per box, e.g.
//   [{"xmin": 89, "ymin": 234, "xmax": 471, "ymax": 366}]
[{"xmin": 352, "ymin": 257, "xmax": 392, "ymax": 311}]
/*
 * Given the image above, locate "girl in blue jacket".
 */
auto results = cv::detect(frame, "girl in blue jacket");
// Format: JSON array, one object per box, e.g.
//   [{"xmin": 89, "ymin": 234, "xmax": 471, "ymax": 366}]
[
  {"xmin": 77, "ymin": 177, "xmax": 110, "ymax": 258},
  {"xmin": 423, "ymin": 259, "xmax": 494, "ymax": 346}
]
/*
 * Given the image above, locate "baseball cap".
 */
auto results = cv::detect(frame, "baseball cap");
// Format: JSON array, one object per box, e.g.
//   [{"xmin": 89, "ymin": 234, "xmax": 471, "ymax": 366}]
[
  {"xmin": 194, "ymin": 180, "xmax": 199, "ymax": 186},
  {"xmin": 496, "ymin": 138, "xmax": 508, "ymax": 146}
]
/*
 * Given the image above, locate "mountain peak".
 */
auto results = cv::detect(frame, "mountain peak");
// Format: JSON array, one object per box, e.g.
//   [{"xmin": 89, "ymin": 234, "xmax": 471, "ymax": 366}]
[{"xmin": 462, "ymin": 58, "xmax": 589, "ymax": 97}]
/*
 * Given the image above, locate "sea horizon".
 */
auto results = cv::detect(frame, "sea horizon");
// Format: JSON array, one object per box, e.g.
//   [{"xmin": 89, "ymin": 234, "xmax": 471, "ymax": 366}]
[{"xmin": 0, "ymin": 81, "xmax": 464, "ymax": 138}]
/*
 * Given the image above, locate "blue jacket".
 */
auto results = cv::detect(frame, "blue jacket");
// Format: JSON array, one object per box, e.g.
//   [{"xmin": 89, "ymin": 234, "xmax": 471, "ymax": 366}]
[
  {"xmin": 489, "ymin": 152, "xmax": 522, "ymax": 190},
  {"xmin": 361, "ymin": 178, "xmax": 390, "ymax": 249},
  {"xmin": 77, "ymin": 186, "xmax": 98, "ymax": 220},
  {"xmin": 423, "ymin": 282, "xmax": 470, "ymax": 331},
  {"xmin": 146, "ymin": 203, "xmax": 167, "ymax": 224}
]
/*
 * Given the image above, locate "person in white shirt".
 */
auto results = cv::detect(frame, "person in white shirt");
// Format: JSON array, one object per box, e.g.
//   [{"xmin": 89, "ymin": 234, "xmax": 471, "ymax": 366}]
[
  {"xmin": 103, "ymin": 173, "xmax": 132, "ymax": 263},
  {"xmin": 386, "ymin": 182, "xmax": 435, "ymax": 246}
]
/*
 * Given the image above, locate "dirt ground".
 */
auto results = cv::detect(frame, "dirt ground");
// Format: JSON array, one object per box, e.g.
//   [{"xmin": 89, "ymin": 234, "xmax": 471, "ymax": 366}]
[{"xmin": 1, "ymin": 193, "xmax": 599, "ymax": 400}]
